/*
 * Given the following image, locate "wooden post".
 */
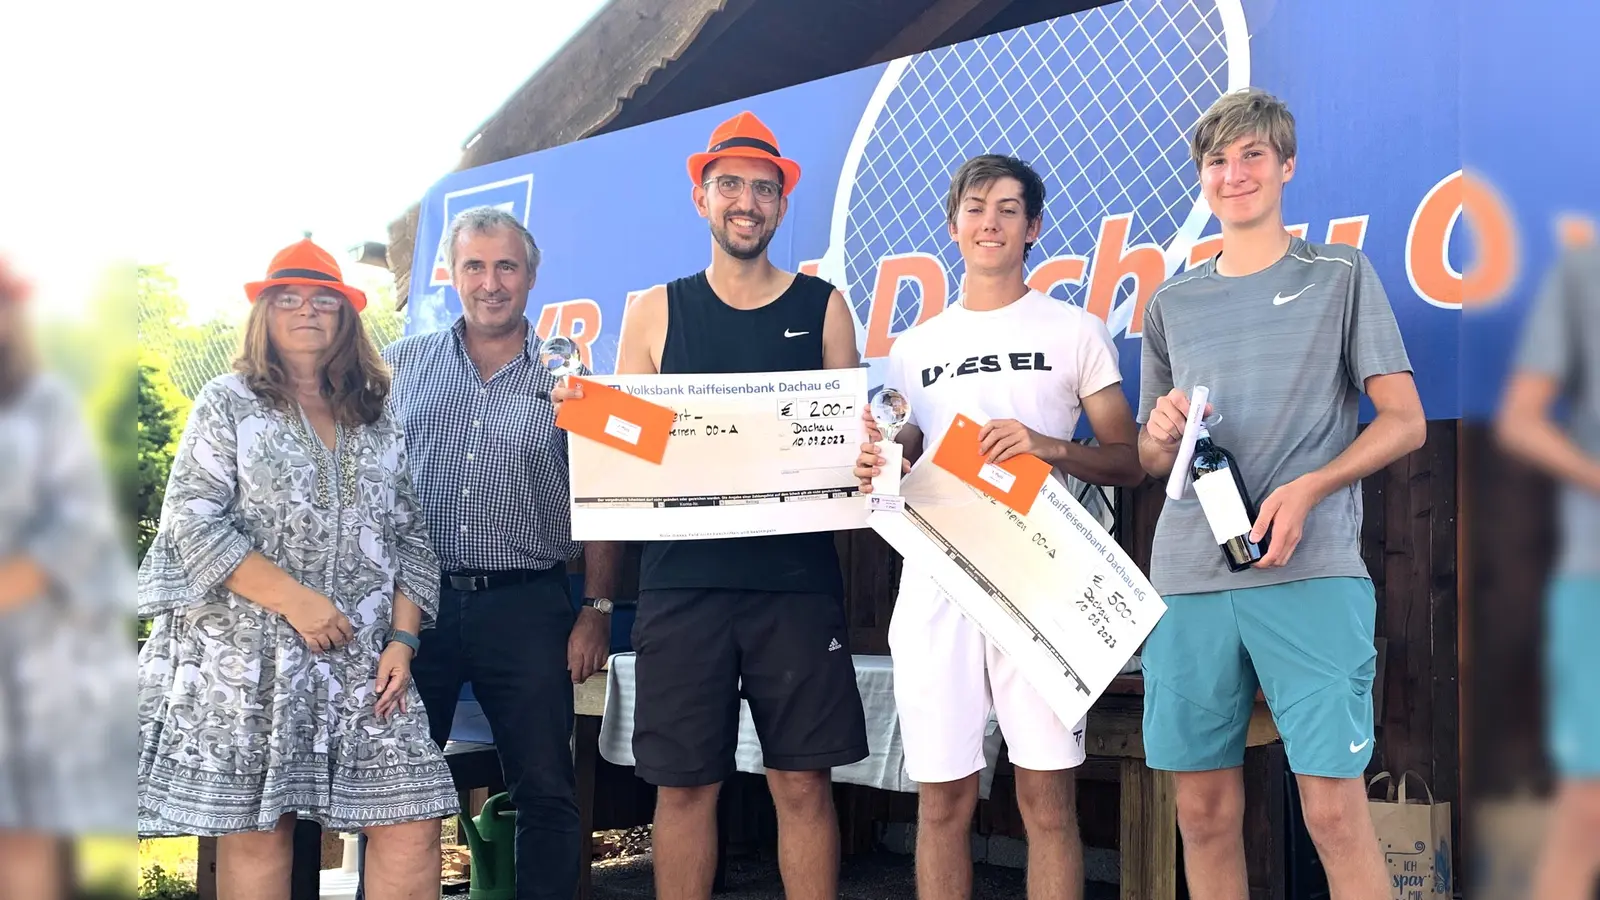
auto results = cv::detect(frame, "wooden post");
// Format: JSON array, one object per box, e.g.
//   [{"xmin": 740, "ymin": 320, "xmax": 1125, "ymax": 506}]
[
  {"xmin": 1242, "ymin": 743, "xmax": 1289, "ymax": 900},
  {"xmin": 1118, "ymin": 759, "xmax": 1177, "ymax": 900}
]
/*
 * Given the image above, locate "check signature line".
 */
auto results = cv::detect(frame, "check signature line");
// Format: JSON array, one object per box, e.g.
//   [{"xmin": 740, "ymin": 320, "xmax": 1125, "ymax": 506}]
[
  {"xmin": 573, "ymin": 486, "xmax": 861, "ymax": 507},
  {"xmin": 905, "ymin": 506, "xmax": 1090, "ymax": 697}
]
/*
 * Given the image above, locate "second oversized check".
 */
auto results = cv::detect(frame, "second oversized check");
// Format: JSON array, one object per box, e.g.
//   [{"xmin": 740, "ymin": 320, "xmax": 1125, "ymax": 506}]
[
  {"xmin": 869, "ymin": 452, "xmax": 1168, "ymax": 730},
  {"xmin": 567, "ymin": 367, "xmax": 870, "ymax": 541}
]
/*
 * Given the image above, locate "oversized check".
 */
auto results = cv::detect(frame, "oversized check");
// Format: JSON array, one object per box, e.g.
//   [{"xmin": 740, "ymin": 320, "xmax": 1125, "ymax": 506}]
[
  {"xmin": 567, "ymin": 368, "xmax": 870, "ymax": 541},
  {"xmin": 869, "ymin": 451, "xmax": 1167, "ymax": 729}
]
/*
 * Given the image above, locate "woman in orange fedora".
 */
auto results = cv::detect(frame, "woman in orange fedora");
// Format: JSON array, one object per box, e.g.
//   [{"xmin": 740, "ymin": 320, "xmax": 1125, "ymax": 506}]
[{"xmin": 137, "ymin": 239, "xmax": 458, "ymax": 898}]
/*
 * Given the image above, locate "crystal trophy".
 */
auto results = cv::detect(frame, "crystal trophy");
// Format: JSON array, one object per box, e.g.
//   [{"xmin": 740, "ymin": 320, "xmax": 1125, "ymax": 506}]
[
  {"xmin": 540, "ymin": 336, "xmax": 580, "ymax": 383},
  {"xmin": 867, "ymin": 388, "xmax": 911, "ymax": 512}
]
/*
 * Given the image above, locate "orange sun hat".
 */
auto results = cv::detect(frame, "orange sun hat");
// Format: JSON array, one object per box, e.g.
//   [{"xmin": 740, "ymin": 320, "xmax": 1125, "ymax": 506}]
[
  {"xmin": 244, "ymin": 238, "xmax": 368, "ymax": 312},
  {"xmin": 687, "ymin": 111, "xmax": 802, "ymax": 197}
]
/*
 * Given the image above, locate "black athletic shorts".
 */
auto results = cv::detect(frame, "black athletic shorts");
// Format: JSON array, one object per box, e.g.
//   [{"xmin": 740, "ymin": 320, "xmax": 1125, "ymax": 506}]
[{"xmin": 630, "ymin": 588, "xmax": 870, "ymax": 787}]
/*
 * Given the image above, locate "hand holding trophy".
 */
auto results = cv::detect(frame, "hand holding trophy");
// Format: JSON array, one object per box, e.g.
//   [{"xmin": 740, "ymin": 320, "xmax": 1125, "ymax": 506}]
[{"xmin": 867, "ymin": 388, "xmax": 911, "ymax": 512}]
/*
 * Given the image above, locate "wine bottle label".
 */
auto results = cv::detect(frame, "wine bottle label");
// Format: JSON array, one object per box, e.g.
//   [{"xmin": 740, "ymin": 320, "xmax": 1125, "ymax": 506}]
[{"xmin": 1193, "ymin": 469, "xmax": 1254, "ymax": 546}]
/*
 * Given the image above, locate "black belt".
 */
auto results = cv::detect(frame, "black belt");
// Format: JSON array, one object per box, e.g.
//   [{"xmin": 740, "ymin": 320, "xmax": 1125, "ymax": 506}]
[{"xmin": 442, "ymin": 568, "xmax": 556, "ymax": 592}]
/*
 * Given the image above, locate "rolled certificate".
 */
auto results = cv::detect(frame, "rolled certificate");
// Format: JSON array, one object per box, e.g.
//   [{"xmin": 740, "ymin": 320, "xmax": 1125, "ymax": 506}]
[{"xmin": 1165, "ymin": 384, "xmax": 1210, "ymax": 501}]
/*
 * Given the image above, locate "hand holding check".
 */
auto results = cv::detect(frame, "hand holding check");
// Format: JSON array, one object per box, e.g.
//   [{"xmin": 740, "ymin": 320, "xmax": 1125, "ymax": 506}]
[{"xmin": 975, "ymin": 418, "xmax": 1055, "ymax": 465}]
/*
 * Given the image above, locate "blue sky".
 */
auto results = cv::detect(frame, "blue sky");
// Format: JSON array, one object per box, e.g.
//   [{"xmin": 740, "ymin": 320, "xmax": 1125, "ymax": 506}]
[{"xmin": 0, "ymin": 0, "xmax": 607, "ymax": 321}]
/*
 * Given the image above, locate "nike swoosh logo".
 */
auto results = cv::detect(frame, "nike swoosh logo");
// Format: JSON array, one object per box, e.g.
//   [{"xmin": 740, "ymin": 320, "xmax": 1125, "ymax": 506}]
[
  {"xmin": 1350, "ymin": 738, "xmax": 1370, "ymax": 753},
  {"xmin": 1273, "ymin": 284, "xmax": 1314, "ymax": 305},
  {"xmin": 784, "ymin": 329, "xmax": 810, "ymax": 338}
]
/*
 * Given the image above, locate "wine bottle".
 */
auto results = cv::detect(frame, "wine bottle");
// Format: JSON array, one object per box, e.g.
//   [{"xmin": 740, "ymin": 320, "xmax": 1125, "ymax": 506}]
[{"xmin": 1189, "ymin": 423, "xmax": 1268, "ymax": 571}]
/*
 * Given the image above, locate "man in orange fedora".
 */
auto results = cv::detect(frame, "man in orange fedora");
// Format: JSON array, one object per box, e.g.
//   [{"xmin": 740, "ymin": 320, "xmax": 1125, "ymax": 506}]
[{"xmin": 563, "ymin": 110, "xmax": 868, "ymax": 900}]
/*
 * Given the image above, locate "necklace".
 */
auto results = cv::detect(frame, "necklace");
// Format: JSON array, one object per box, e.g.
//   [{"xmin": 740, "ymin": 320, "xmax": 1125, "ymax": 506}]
[{"xmin": 288, "ymin": 403, "xmax": 356, "ymax": 509}]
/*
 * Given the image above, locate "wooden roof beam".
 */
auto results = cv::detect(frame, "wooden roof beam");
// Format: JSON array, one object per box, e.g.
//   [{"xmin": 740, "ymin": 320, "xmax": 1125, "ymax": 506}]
[
  {"xmin": 460, "ymin": 0, "xmax": 738, "ymax": 170},
  {"xmin": 864, "ymin": 0, "xmax": 1018, "ymax": 65},
  {"xmin": 390, "ymin": 0, "xmax": 755, "ymax": 306}
]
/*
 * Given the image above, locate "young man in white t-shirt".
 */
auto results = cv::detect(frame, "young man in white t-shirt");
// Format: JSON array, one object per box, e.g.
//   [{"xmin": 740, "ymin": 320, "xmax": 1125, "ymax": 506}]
[{"xmin": 854, "ymin": 154, "xmax": 1145, "ymax": 900}]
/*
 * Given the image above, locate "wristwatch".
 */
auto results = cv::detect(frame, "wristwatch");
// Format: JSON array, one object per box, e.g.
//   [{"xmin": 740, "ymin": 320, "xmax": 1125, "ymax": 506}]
[
  {"xmin": 388, "ymin": 628, "xmax": 421, "ymax": 653},
  {"xmin": 582, "ymin": 597, "xmax": 614, "ymax": 615}
]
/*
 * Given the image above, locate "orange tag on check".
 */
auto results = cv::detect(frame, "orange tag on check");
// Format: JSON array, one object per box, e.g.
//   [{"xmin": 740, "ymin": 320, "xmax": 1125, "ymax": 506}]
[
  {"xmin": 553, "ymin": 376, "xmax": 676, "ymax": 464},
  {"xmin": 930, "ymin": 414, "xmax": 1051, "ymax": 515}
]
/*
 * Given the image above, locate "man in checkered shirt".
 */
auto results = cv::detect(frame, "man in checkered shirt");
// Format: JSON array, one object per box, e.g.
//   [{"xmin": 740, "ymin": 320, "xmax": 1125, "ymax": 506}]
[{"xmin": 378, "ymin": 206, "xmax": 615, "ymax": 900}]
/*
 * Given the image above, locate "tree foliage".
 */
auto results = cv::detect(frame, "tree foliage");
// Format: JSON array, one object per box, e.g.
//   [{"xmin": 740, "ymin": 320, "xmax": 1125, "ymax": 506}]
[{"xmin": 133, "ymin": 354, "xmax": 187, "ymax": 561}]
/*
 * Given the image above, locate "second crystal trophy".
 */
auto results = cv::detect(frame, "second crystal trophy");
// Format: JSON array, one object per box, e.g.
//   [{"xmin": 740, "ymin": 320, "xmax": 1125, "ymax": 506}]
[{"xmin": 868, "ymin": 388, "xmax": 910, "ymax": 512}]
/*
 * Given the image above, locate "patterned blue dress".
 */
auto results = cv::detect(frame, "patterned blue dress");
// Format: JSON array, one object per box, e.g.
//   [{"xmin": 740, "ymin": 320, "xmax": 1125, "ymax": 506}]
[{"xmin": 137, "ymin": 374, "xmax": 459, "ymax": 835}]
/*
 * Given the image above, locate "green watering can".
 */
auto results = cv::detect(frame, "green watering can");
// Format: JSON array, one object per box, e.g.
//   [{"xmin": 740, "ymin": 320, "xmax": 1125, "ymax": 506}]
[{"xmin": 457, "ymin": 792, "xmax": 518, "ymax": 900}]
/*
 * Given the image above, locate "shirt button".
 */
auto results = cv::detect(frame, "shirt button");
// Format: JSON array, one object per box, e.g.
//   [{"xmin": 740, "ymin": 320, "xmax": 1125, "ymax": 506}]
[
  {"xmin": 459, "ymin": 525, "xmax": 468, "ymax": 533},
  {"xmin": 462, "ymin": 488, "xmax": 470, "ymax": 497},
  {"xmin": 473, "ymin": 420, "xmax": 481, "ymax": 428},
  {"xmin": 466, "ymin": 453, "xmax": 474, "ymax": 461}
]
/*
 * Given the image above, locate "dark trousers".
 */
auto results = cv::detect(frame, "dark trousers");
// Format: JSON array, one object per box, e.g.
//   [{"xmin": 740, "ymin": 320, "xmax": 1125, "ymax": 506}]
[{"xmin": 358, "ymin": 566, "xmax": 579, "ymax": 900}]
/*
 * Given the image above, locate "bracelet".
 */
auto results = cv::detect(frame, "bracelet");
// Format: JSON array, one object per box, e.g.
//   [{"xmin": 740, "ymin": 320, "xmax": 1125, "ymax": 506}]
[{"xmin": 387, "ymin": 628, "xmax": 421, "ymax": 653}]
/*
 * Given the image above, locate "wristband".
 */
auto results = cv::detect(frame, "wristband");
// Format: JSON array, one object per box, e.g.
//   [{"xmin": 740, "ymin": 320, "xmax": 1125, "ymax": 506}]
[{"xmin": 387, "ymin": 628, "xmax": 421, "ymax": 653}]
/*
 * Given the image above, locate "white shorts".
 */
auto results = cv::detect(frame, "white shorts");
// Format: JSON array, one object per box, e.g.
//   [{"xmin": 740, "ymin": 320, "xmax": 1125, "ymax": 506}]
[{"xmin": 888, "ymin": 572, "xmax": 1088, "ymax": 783}]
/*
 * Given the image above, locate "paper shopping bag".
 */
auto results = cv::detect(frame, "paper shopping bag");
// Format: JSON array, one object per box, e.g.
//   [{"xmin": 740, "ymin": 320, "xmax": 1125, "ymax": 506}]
[
  {"xmin": 1368, "ymin": 770, "xmax": 1454, "ymax": 899},
  {"xmin": 1469, "ymin": 793, "xmax": 1552, "ymax": 900}
]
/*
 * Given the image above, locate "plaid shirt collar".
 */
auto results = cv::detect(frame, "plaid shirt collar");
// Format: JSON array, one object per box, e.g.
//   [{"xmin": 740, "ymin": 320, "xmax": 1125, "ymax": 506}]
[{"xmin": 445, "ymin": 314, "xmax": 542, "ymax": 371}]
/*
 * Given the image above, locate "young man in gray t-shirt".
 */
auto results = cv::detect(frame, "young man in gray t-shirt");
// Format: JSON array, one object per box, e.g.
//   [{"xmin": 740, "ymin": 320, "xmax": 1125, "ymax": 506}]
[
  {"xmin": 1497, "ymin": 245, "xmax": 1600, "ymax": 900},
  {"xmin": 1135, "ymin": 88, "xmax": 1426, "ymax": 899}
]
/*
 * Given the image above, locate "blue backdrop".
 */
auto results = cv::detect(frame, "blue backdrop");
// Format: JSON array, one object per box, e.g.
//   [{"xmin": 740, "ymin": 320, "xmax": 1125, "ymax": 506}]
[{"xmin": 406, "ymin": 0, "xmax": 1599, "ymax": 423}]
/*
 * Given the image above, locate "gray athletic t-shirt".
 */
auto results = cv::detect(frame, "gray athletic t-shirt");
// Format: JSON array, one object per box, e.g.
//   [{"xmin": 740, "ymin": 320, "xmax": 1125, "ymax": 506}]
[
  {"xmin": 1137, "ymin": 237, "xmax": 1414, "ymax": 596},
  {"xmin": 1511, "ymin": 246, "xmax": 1600, "ymax": 576}
]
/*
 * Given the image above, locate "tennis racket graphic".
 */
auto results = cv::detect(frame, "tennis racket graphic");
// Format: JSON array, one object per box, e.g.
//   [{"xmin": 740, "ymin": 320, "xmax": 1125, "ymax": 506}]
[{"xmin": 819, "ymin": 0, "xmax": 1251, "ymax": 357}]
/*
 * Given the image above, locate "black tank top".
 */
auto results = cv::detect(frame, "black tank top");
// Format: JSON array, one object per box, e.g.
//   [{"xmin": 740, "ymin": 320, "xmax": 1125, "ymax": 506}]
[{"xmin": 639, "ymin": 270, "xmax": 844, "ymax": 597}]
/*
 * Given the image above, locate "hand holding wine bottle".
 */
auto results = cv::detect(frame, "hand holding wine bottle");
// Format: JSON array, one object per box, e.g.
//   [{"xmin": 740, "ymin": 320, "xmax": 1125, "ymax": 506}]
[{"xmin": 1248, "ymin": 474, "xmax": 1329, "ymax": 569}]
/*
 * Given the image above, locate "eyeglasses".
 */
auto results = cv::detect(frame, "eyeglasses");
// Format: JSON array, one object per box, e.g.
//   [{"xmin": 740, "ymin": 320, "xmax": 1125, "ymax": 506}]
[
  {"xmin": 269, "ymin": 291, "xmax": 345, "ymax": 312},
  {"xmin": 703, "ymin": 175, "xmax": 782, "ymax": 203}
]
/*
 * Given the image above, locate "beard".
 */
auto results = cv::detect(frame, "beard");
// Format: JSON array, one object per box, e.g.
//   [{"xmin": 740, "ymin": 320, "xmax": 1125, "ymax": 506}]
[{"xmin": 710, "ymin": 210, "xmax": 777, "ymax": 261}]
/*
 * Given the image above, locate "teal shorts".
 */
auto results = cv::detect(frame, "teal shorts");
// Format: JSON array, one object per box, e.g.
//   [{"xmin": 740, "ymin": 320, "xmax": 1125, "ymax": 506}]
[
  {"xmin": 1547, "ymin": 576, "xmax": 1600, "ymax": 778},
  {"xmin": 1141, "ymin": 576, "xmax": 1377, "ymax": 778}
]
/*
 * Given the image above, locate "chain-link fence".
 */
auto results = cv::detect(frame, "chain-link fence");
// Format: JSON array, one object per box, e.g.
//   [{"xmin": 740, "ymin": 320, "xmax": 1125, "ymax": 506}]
[{"xmin": 140, "ymin": 298, "xmax": 405, "ymax": 399}]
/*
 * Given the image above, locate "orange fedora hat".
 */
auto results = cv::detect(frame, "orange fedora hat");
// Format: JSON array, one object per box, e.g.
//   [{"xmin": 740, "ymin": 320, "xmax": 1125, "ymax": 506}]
[
  {"xmin": 244, "ymin": 238, "xmax": 368, "ymax": 312},
  {"xmin": 687, "ymin": 111, "xmax": 802, "ymax": 196}
]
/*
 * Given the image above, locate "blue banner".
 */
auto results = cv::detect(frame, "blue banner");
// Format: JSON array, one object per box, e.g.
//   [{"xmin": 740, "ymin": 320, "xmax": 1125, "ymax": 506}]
[{"xmin": 407, "ymin": 0, "xmax": 1595, "ymax": 422}]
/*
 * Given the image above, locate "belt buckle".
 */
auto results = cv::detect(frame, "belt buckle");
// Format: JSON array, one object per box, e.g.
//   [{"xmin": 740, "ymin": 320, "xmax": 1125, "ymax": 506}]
[{"xmin": 450, "ymin": 574, "xmax": 490, "ymax": 592}]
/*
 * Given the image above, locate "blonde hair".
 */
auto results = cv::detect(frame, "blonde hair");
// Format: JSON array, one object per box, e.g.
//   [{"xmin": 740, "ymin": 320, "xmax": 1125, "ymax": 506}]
[
  {"xmin": 1189, "ymin": 88, "xmax": 1297, "ymax": 171},
  {"xmin": 233, "ymin": 288, "xmax": 390, "ymax": 427}
]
